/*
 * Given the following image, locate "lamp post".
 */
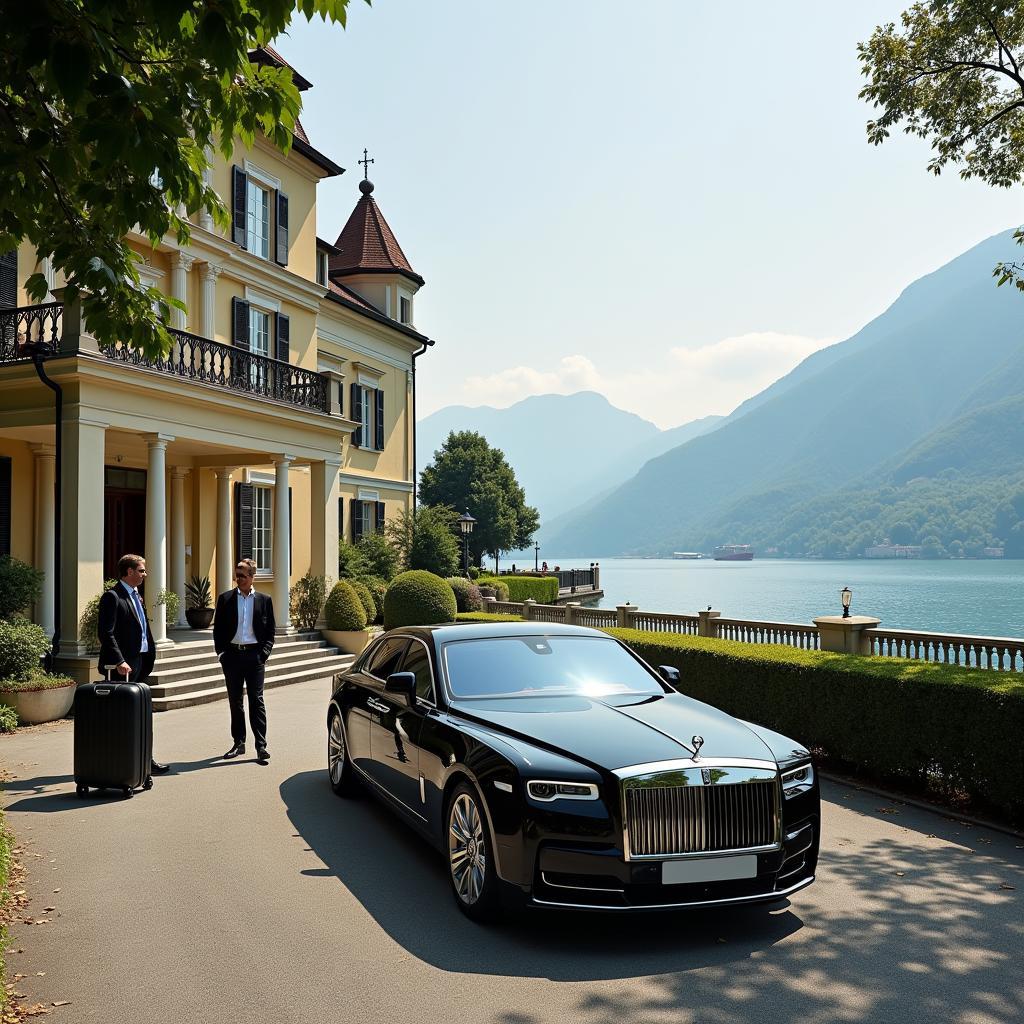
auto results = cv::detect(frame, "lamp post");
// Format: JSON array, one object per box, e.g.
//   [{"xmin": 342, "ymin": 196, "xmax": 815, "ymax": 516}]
[
  {"xmin": 841, "ymin": 586, "xmax": 852, "ymax": 619},
  {"xmin": 534, "ymin": 542, "xmax": 540, "ymax": 572},
  {"xmin": 457, "ymin": 511, "xmax": 476, "ymax": 577}
]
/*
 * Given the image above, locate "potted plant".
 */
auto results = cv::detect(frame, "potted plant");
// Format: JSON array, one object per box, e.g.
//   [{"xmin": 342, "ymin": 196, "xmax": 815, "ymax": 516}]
[
  {"xmin": 184, "ymin": 574, "xmax": 214, "ymax": 629},
  {"xmin": 0, "ymin": 619, "xmax": 76, "ymax": 724},
  {"xmin": 322, "ymin": 580, "xmax": 371, "ymax": 655}
]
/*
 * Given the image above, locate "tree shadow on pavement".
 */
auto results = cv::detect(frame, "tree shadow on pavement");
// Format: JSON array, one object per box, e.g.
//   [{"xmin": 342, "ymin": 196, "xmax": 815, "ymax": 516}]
[{"xmin": 280, "ymin": 770, "xmax": 804, "ymax": 982}]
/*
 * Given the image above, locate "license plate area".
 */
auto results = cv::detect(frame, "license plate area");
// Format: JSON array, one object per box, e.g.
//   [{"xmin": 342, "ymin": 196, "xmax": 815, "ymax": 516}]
[{"xmin": 662, "ymin": 854, "xmax": 758, "ymax": 885}]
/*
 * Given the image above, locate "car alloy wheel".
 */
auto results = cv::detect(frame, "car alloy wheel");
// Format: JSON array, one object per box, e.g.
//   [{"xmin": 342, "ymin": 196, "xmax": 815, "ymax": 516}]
[
  {"xmin": 447, "ymin": 783, "xmax": 499, "ymax": 920},
  {"xmin": 328, "ymin": 709, "xmax": 358, "ymax": 797}
]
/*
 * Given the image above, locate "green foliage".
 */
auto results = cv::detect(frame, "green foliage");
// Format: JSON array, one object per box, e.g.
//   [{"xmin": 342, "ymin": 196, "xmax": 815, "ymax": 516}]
[
  {"xmin": 1, "ymin": 0, "xmax": 365, "ymax": 358},
  {"xmin": 355, "ymin": 576, "xmax": 387, "ymax": 624},
  {"xmin": 354, "ymin": 532, "xmax": 401, "ymax": 582},
  {"xmin": 185, "ymin": 574, "xmax": 212, "ymax": 610},
  {"xmin": 858, "ymin": 4, "xmax": 1024, "ymax": 291},
  {"xmin": 323, "ymin": 580, "xmax": 367, "ymax": 632},
  {"xmin": 479, "ymin": 575, "xmax": 557, "ymax": 603},
  {"xmin": 455, "ymin": 611, "xmax": 524, "ymax": 623},
  {"xmin": 386, "ymin": 505, "xmax": 461, "ymax": 578},
  {"xmin": 0, "ymin": 557, "xmax": 44, "ymax": 622},
  {"xmin": 445, "ymin": 577, "xmax": 484, "ymax": 613},
  {"xmin": 79, "ymin": 579, "xmax": 118, "ymax": 654},
  {"xmin": 290, "ymin": 572, "xmax": 330, "ymax": 632},
  {"xmin": 0, "ymin": 620, "xmax": 50, "ymax": 681},
  {"xmin": 383, "ymin": 571, "xmax": 457, "ymax": 630},
  {"xmin": 349, "ymin": 580, "xmax": 377, "ymax": 625},
  {"xmin": 0, "ymin": 704, "xmax": 17, "ymax": 733},
  {"xmin": 338, "ymin": 539, "xmax": 362, "ymax": 578},
  {"xmin": 156, "ymin": 589, "xmax": 180, "ymax": 624},
  {"xmin": 467, "ymin": 565, "xmax": 480, "ymax": 580},
  {"xmin": 419, "ymin": 431, "xmax": 540, "ymax": 565},
  {"xmin": 610, "ymin": 628, "xmax": 1024, "ymax": 823},
  {"xmin": 0, "ymin": 667, "xmax": 75, "ymax": 692}
]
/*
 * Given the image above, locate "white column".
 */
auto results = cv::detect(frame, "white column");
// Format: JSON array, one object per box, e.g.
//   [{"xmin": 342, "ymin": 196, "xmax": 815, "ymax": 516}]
[
  {"xmin": 272, "ymin": 455, "xmax": 294, "ymax": 633},
  {"xmin": 310, "ymin": 457, "xmax": 342, "ymax": 622},
  {"xmin": 170, "ymin": 467, "xmax": 189, "ymax": 628},
  {"xmin": 216, "ymin": 468, "xmax": 237, "ymax": 599},
  {"xmin": 145, "ymin": 433, "xmax": 174, "ymax": 647},
  {"xmin": 31, "ymin": 444, "xmax": 56, "ymax": 638},
  {"xmin": 200, "ymin": 263, "xmax": 221, "ymax": 340},
  {"xmin": 170, "ymin": 252, "xmax": 194, "ymax": 331}
]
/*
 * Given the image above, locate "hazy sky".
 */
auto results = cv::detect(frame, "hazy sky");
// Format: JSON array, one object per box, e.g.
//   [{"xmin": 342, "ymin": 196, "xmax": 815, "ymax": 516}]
[{"xmin": 279, "ymin": 1, "xmax": 1023, "ymax": 429}]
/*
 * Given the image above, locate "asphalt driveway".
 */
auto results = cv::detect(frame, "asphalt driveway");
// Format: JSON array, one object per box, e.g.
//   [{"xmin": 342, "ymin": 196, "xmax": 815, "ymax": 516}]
[{"xmin": 2, "ymin": 678, "xmax": 1023, "ymax": 1024}]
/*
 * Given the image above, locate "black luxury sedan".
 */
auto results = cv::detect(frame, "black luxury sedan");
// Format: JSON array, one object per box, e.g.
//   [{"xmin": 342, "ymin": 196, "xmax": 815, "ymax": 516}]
[{"xmin": 326, "ymin": 622, "xmax": 819, "ymax": 920}]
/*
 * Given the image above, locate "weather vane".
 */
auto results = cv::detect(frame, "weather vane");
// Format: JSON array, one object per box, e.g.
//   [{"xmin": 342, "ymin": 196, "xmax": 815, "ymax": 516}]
[{"xmin": 359, "ymin": 148, "xmax": 374, "ymax": 179}]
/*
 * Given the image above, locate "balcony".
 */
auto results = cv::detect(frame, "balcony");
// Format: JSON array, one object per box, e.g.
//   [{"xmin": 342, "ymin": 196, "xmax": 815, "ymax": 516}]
[{"xmin": 0, "ymin": 302, "xmax": 330, "ymax": 414}]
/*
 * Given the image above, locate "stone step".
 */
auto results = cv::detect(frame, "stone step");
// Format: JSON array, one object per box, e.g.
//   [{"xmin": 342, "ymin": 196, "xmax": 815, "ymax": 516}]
[
  {"xmin": 152, "ymin": 660, "xmax": 351, "ymax": 711},
  {"xmin": 148, "ymin": 648, "xmax": 345, "ymax": 695},
  {"xmin": 152, "ymin": 639, "xmax": 329, "ymax": 672},
  {"xmin": 158, "ymin": 630, "xmax": 322, "ymax": 658}
]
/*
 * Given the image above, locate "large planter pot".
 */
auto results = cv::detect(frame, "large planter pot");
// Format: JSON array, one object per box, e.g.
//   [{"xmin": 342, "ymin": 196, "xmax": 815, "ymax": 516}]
[
  {"xmin": 322, "ymin": 629, "xmax": 372, "ymax": 655},
  {"xmin": 0, "ymin": 682, "xmax": 77, "ymax": 725},
  {"xmin": 186, "ymin": 607, "xmax": 215, "ymax": 629}
]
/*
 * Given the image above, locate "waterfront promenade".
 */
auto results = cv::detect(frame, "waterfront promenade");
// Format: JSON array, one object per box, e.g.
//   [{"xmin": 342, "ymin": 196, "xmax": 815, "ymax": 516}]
[{"xmin": 2, "ymin": 678, "xmax": 1023, "ymax": 1024}]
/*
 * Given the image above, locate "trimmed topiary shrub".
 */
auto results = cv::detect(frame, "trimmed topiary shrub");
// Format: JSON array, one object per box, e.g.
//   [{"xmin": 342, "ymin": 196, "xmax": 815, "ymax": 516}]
[
  {"xmin": 384, "ymin": 571, "xmax": 457, "ymax": 630},
  {"xmin": 324, "ymin": 581, "xmax": 367, "ymax": 632},
  {"xmin": 446, "ymin": 577, "xmax": 484, "ymax": 612},
  {"xmin": 350, "ymin": 580, "xmax": 377, "ymax": 625},
  {"xmin": 356, "ymin": 576, "xmax": 387, "ymax": 624},
  {"xmin": 479, "ymin": 575, "xmax": 555, "ymax": 603},
  {"xmin": 0, "ymin": 619, "xmax": 51, "ymax": 681},
  {"xmin": 467, "ymin": 566, "xmax": 480, "ymax": 580},
  {"xmin": 493, "ymin": 580, "xmax": 510, "ymax": 602}
]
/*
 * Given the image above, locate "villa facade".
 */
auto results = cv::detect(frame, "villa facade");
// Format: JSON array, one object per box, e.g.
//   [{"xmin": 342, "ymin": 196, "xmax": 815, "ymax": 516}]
[{"xmin": 0, "ymin": 49, "xmax": 432, "ymax": 683}]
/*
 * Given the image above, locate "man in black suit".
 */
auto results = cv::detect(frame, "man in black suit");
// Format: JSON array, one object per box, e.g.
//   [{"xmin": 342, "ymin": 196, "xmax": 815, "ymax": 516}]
[
  {"xmin": 213, "ymin": 558, "xmax": 276, "ymax": 762},
  {"xmin": 96, "ymin": 553, "xmax": 170, "ymax": 774}
]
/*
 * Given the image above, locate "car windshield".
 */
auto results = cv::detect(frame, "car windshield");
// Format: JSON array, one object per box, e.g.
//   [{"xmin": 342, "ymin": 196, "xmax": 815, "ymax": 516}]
[{"xmin": 442, "ymin": 635, "xmax": 664, "ymax": 700}]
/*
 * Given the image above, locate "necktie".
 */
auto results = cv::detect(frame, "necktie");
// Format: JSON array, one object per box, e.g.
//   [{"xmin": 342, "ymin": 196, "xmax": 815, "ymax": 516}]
[{"xmin": 131, "ymin": 588, "xmax": 146, "ymax": 628}]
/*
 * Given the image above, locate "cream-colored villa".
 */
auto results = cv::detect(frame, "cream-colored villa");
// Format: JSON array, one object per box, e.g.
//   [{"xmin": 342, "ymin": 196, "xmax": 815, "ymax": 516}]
[{"xmin": 0, "ymin": 49, "xmax": 432, "ymax": 684}]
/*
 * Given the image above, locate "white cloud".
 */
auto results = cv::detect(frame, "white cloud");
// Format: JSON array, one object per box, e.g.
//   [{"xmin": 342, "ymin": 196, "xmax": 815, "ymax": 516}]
[{"xmin": 455, "ymin": 332, "xmax": 838, "ymax": 428}]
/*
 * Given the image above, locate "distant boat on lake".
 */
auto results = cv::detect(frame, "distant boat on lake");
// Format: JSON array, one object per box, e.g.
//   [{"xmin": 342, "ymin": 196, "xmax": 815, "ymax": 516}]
[
  {"xmin": 672, "ymin": 552, "xmax": 703, "ymax": 559},
  {"xmin": 713, "ymin": 544, "xmax": 754, "ymax": 561}
]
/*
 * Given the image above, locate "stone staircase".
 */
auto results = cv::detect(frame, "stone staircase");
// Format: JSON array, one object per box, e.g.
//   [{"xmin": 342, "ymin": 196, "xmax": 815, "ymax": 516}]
[{"xmin": 149, "ymin": 629, "xmax": 354, "ymax": 712}]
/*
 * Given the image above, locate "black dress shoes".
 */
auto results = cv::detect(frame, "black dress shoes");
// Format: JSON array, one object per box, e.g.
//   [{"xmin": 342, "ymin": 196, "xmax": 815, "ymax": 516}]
[
  {"xmin": 224, "ymin": 743, "xmax": 246, "ymax": 759},
  {"xmin": 151, "ymin": 760, "xmax": 170, "ymax": 774},
  {"xmin": 256, "ymin": 747, "xmax": 270, "ymax": 762}
]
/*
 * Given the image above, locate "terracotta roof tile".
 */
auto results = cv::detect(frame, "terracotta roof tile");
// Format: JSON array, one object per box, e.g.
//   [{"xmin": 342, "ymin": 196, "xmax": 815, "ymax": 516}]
[{"xmin": 330, "ymin": 187, "xmax": 424, "ymax": 286}]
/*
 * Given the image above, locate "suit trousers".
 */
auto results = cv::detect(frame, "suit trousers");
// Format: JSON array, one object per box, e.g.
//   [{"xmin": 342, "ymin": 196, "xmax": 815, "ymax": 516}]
[{"xmin": 221, "ymin": 648, "xmax": 267, "ymax": 748}]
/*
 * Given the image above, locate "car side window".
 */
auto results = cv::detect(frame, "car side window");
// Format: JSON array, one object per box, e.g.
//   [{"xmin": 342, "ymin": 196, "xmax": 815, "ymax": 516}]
[
  {"xmin": 367, "ymin": 637, "xmax": 409, "ymax": 681},
  {"xmin": 400, "ymin": 641, "xmax": 435, "ymax": 704}
]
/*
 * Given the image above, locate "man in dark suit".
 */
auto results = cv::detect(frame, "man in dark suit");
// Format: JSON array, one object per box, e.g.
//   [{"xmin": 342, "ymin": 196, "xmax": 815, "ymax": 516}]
[
  {"xmin": 96, "ymin": 553, "xmax": 170, "ymax": 774},
  {"xmin": 213, "ymin": 558, "xmax": 276, "ymax": 762}
]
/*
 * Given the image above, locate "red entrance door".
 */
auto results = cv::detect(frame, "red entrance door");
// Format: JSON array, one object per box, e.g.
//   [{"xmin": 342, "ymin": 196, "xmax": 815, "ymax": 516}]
[{"xmin": 103, "ymin": 469, "xmax": 147, "ymax": 583}]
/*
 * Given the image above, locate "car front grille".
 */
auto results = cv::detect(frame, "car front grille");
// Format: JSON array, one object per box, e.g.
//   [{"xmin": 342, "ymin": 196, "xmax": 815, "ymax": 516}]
[{"xmin": 625, "ymin": 779, "xmax": 778, "ymax": 858}]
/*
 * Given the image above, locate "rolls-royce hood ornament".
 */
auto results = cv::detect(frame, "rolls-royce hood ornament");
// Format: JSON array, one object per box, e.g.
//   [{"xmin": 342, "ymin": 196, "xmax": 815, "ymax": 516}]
[{"xmin": 691, "ymin": 734, "xmax": 704, "ymax": 761}]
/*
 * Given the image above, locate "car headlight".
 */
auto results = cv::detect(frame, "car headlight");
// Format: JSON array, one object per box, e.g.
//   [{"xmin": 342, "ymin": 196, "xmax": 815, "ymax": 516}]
[
  {"xmin": 781, "ymin": 763, "xmax": 815, "ymax": 799},
  {"xmin": 527, "ymin": 780, "xmax": 599, "ymax": 802}
]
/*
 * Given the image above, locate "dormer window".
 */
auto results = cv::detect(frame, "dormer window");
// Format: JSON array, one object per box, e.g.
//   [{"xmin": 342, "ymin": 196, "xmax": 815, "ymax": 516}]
[{"xmin": 399, "ymin": 296, "xmax": 411, "ymax": 324}]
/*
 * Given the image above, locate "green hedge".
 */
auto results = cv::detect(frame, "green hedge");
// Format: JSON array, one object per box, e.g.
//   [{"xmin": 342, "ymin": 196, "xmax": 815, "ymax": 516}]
[
  {"xmin": 384, "ymin": 571, "xmax": 457, "ymax": 630},
  {"xmin": 479, "ymin": 575, "xmax": 558, "ymax": 603},
  {"xmin": 609, "ymin": 628, "xmax": 1024, "ymax": 822},
  {"xmin": 455, "ymin": 611, "xmax": 525, "ymax": 623}
]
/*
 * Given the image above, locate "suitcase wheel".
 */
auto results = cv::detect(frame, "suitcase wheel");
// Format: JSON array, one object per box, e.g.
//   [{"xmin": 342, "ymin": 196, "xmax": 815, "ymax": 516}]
[
  {"xmin": 76, "ymin": 784, "xmax": 88, "ymax": 798},
  {"xmin": 122, "ymin": 786, "xmax": 134, "ymax": 799},
  {"xmin": 143, "ymin": 777, "xmax": 154, "ymax": 791}
]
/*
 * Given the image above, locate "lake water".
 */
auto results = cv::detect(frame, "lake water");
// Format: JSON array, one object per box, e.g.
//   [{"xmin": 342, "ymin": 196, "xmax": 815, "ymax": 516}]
[{"xmin": 531, "ymin": 558, "xmax": 1024, "ymax": 639}]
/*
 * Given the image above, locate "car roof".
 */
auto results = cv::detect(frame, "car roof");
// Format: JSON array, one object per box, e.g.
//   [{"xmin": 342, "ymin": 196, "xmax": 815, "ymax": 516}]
[{"xmin": 396, "ymin": 621, "xmax": 610, "ymax": 643}]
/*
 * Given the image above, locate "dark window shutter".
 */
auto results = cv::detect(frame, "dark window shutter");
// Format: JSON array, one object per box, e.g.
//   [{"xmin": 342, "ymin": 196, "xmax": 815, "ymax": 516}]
[
  {"xmin": 0, "ymin": 456, "xmax": 11, "ymax": 557},
  {"xmin": 232, "ymin": 166, "xmax": 247, "ymax": 246},
  {"xmin": 275, "ymin": 192, "xmax": 289, "ymax": 266},
  {"xmin": 338, "ymin": 380, "xmax": 344, "ymax": 418},
  {"xmin": 0, "ymin": 251, "xmax": 17, "ymax": 309},
  {"xmin": 338, "ymin": 496, "xmax": 344, "ymax": 552},
  {"xmin": 351, "ymin": 384, "xmax": 363, "ymax": 447},
  {"xmin": 275, "ymin": 312, "xmax": 289, "ymax": 363},
  {"xmin": 235, "ymin": 482, "xmax": 254, "ymax": 561},
  {"xmin": 351, "ymin": 498, "xmax": 363, "ymax": 543},
  {"xmin": 375, "ymin": 501, "xmax": 385, "ymax": 534},
  {"xmin": 232, "ymin": 297, "xmax": 250, "ymax": 349},
  {"xmin": 375, "ymin": 388, "xmax": 385, "ymax": 451}
]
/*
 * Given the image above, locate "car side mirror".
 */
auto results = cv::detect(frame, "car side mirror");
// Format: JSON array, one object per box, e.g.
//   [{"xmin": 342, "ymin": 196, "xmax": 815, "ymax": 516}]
[
  {"xmin": 385, "ymin": 671, "xmax": 417, "ymax": 707},
  {"xmin": 658, "ymin": 665, "xmax": 680, "ymax": 686}
]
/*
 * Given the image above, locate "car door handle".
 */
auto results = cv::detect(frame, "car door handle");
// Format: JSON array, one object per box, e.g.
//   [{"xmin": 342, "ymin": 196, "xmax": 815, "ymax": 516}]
[{"xmin": 367, "ymin": 698, "xmax": 390, "ymax": 714}]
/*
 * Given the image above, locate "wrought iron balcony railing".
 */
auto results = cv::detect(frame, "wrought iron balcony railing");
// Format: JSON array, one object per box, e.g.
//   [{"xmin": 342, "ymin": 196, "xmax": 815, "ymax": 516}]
[{"xmin": 1, "ymin": 303, "xmax": 330, "ymax": 414}]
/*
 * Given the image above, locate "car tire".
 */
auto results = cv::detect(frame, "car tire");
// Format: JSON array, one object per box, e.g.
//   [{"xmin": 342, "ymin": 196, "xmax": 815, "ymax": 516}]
[
  {"xmin": 328, "ymin": 708, "xmax": 360, "ymax": 797},
  {"xmin": 446, "ymin": 781, "xmax": 500, "ymax": 922}
]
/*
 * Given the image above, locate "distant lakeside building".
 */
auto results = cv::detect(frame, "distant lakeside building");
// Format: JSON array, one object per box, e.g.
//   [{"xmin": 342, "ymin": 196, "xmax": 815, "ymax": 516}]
[{"xmin": 864, "ymin": 544, "xmax": 922, "ymax": 559}]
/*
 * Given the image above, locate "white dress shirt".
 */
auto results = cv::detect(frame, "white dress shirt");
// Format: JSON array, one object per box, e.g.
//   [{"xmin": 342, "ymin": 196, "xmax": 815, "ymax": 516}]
[
  {"xmin": 232, "ymin": 589, "xmax": 258, "ymax": 645},
  {"xmin": 120, "ymin": 580, "xmax": 149, "ymax": 653}
]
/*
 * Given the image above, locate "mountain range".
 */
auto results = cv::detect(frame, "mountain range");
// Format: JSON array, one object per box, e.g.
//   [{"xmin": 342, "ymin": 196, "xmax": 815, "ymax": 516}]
[{"xmin": 419, "ymin": 229, "xmax": 1024, "ymax": 559}]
